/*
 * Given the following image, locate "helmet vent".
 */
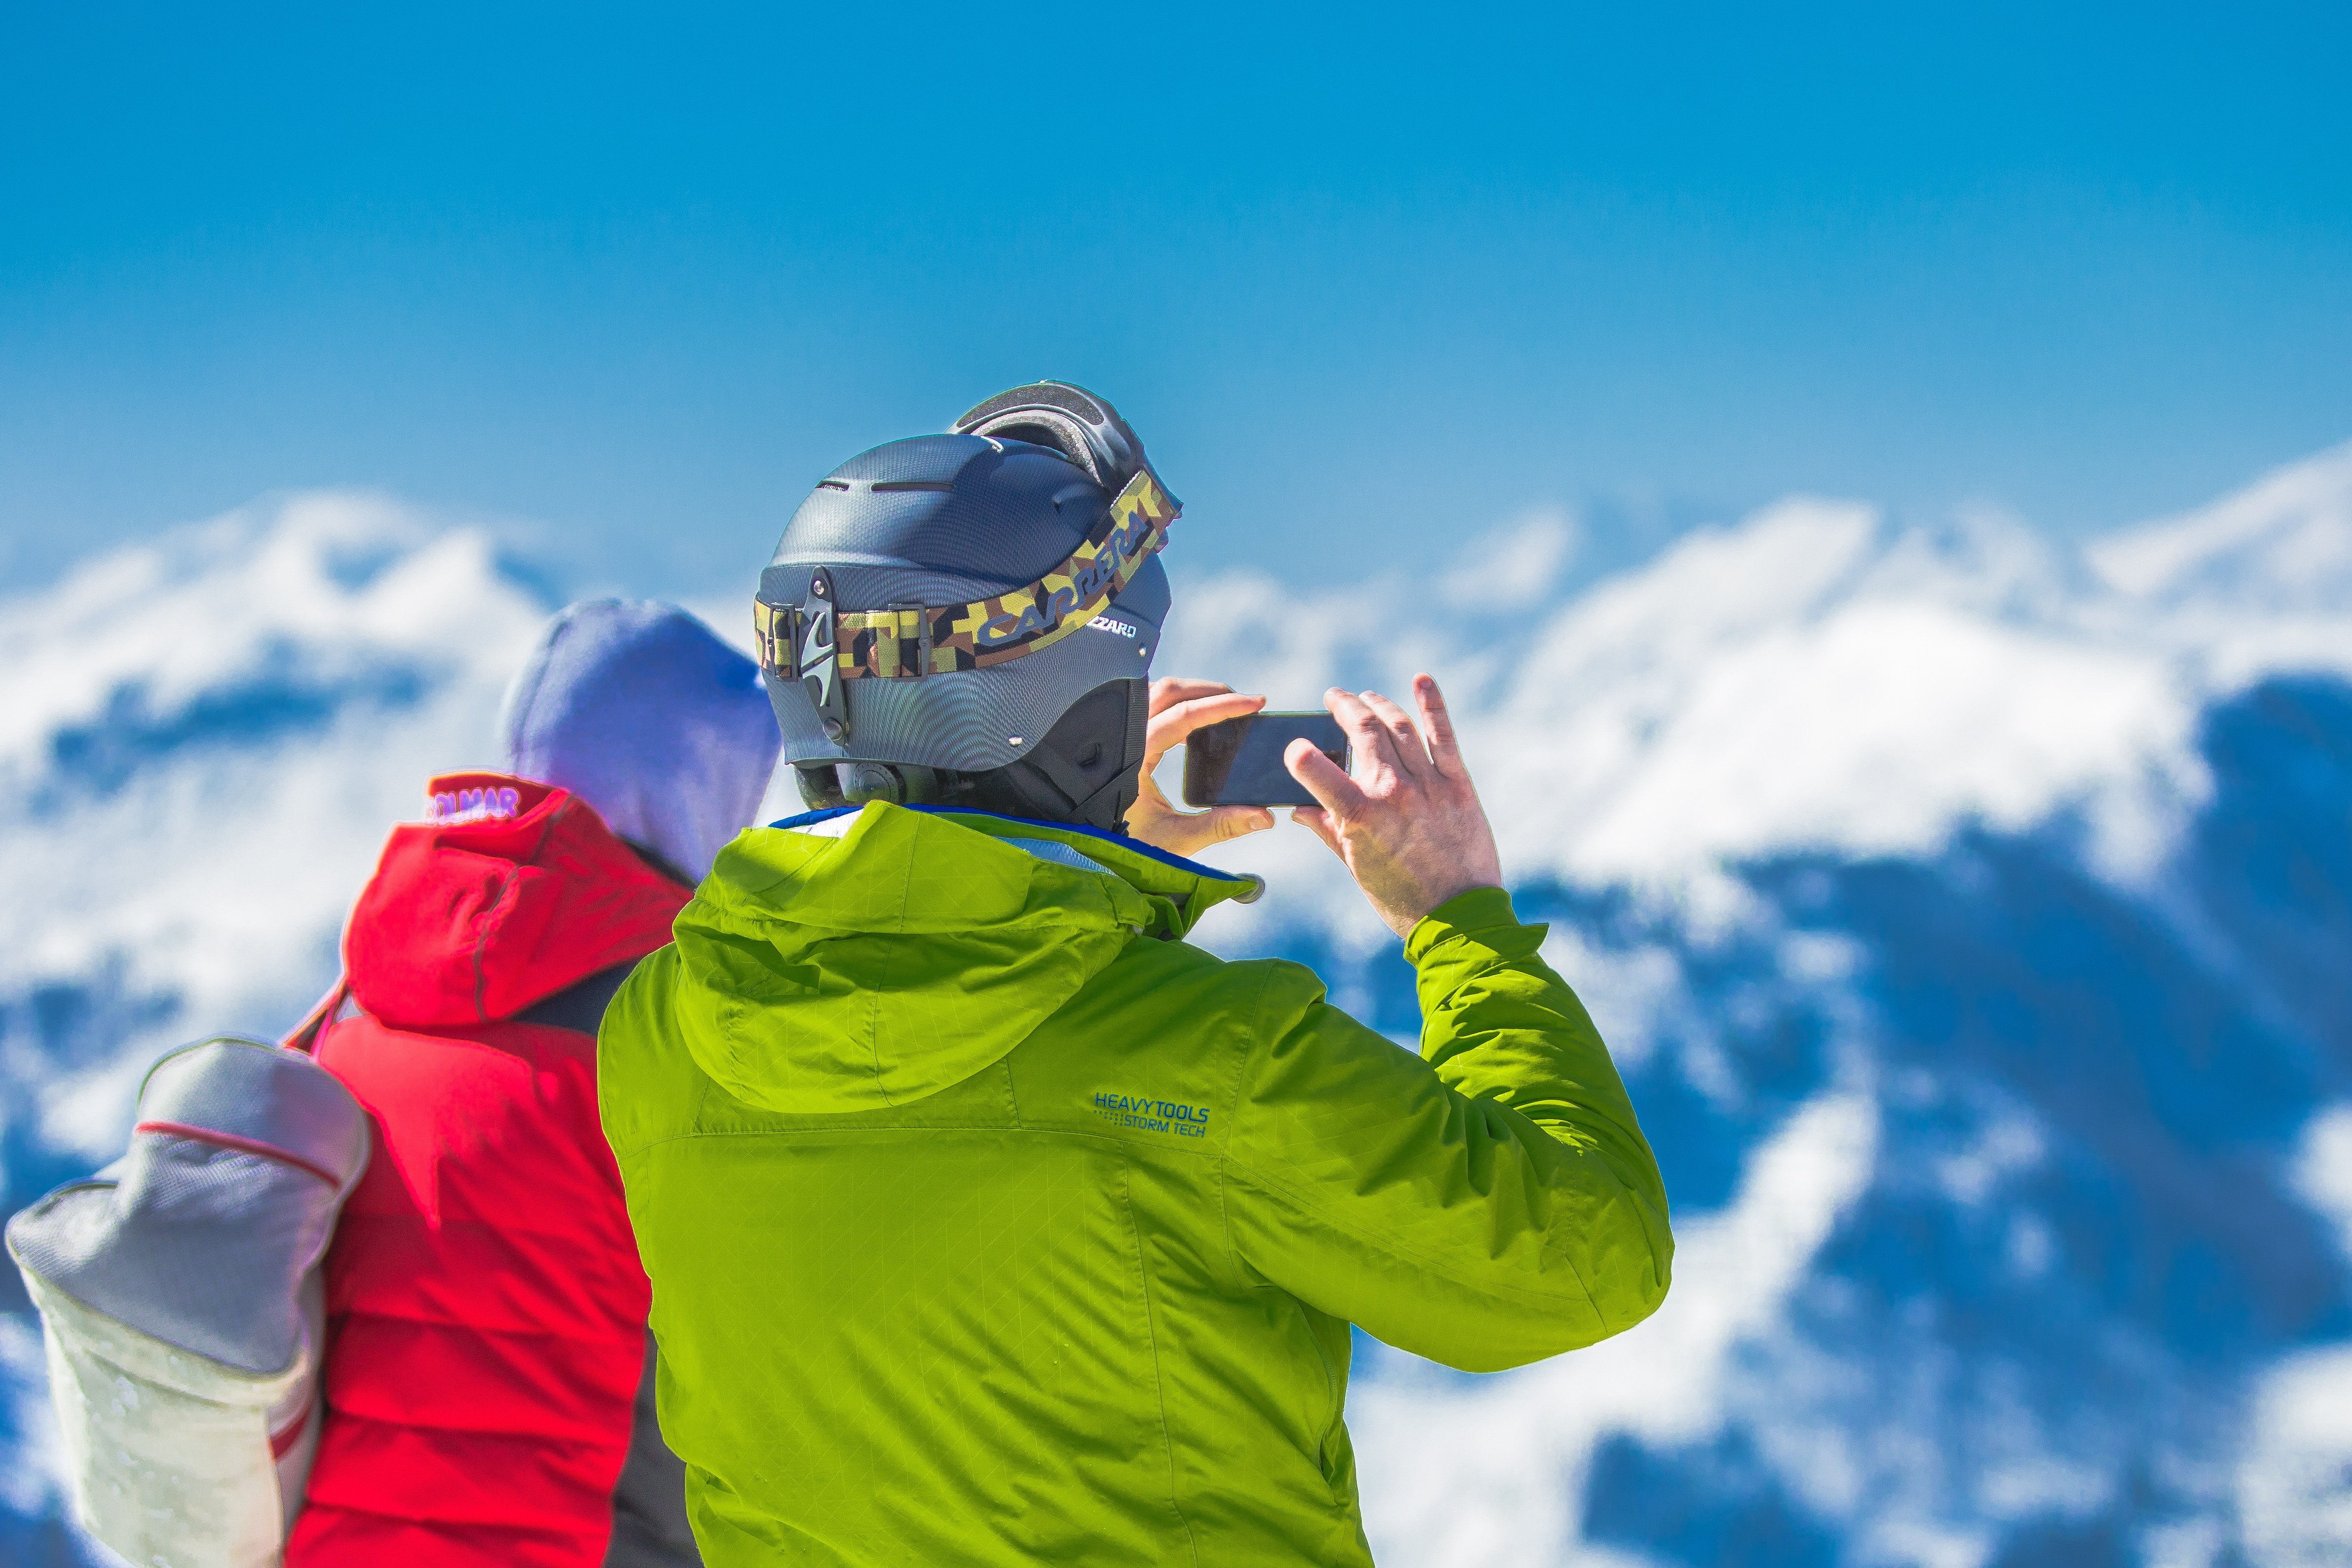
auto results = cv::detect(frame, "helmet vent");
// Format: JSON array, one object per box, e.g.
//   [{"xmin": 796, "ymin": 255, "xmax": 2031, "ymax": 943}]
[
  {"xmin": 869, "ymin": 481, "xmax": 956, "ymax": 493},
  {"xmin": 816, "ymin": 480, "xmax": 850, "ymax": 491}
]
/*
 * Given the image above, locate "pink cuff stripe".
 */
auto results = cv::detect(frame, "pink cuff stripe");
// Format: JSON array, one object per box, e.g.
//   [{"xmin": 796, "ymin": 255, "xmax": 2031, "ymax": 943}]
[
  {"xmin": 270, "ymin": 1394, "xmax": 315, "ymax": 1458},
  {"xmin": 133, "ymin": 1120, "xmax": 345, "ymax": 1189}
]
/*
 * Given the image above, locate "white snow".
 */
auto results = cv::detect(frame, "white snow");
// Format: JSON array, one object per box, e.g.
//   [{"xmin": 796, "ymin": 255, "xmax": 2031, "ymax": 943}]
[
  {"xmin": 2289, "ymin": 1104, "xmax": 2352, "ymax": 1267},
  {"xmin": 2239, "ymin": 1343, "xmax": 2352, "ymax": 1567},
  {"xmin": 1171, "ymin": 440, "xmax": 2352, "ymax": 951},
  {"xmin": 2088, "ymin": 438, "xmax": 2352, "ymax": 611}
]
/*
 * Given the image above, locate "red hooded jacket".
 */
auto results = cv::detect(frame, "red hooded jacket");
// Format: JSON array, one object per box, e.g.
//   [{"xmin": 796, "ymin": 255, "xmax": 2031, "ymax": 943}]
[{"xmin": 286, "ymin": 773, "xmax": 689, "ymax": 1567}]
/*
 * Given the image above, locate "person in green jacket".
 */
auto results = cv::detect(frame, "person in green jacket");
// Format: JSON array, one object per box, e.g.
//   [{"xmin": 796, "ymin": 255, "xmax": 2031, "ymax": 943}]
[{"xmin": 599, "ymin": 382, "xmax": 1673, "ymax": 1566}]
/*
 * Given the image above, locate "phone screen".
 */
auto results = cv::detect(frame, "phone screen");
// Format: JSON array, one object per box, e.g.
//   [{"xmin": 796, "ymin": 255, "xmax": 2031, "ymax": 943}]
[{"xmin": 1181, "ymin": 712, "xmax": 1349, "ymax": 808}]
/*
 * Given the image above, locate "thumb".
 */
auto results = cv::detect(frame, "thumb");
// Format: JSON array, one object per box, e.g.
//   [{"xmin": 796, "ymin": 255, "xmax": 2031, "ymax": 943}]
[{"xmin": 1204, "ymin": 805, "xmax": 1276, "ymax": 842}]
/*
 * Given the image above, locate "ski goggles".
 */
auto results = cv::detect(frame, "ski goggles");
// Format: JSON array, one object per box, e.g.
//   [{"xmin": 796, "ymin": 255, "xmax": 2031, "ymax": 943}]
[{"xmin": 750, "ymin": 463, "xmax": 1177, "ymax": 687}]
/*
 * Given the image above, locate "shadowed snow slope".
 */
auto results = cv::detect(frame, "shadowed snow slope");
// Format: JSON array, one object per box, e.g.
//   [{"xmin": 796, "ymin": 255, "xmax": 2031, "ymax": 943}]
[{"xmin": 6, "ymin": 444, "xmax": 2352, "ymax": 1566}]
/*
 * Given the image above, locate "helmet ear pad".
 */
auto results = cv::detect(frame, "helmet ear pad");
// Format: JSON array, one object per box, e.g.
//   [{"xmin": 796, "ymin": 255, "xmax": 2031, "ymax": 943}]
[
  {"xmin": 789, "ymin": 678, "xmax": 1149, "ymax": 835},
  {"xmin": 794, "ymin": 761, "xmax": 945, "ymax": 811},
  {"xmin": 958, "ymin": 677, "xmax": 1148, "ymax": 834}
]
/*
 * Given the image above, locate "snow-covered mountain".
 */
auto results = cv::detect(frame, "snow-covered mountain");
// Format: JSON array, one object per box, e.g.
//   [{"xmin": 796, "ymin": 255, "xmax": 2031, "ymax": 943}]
[{"xmin": 5, "ymin": 444, "xmax": 2352, "ymax": 1566}]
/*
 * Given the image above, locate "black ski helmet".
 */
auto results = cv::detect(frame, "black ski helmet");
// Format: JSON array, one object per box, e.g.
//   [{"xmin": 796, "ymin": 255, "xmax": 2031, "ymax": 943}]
[{"xmin": 753, "ymin": 381, "xmax": 1179, "ymax": 833}]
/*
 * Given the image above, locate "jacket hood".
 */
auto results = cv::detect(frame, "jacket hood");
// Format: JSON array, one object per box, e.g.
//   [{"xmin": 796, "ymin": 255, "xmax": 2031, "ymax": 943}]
[
  {"xmin": 346, "ymin": 772, "xmax": 690, "ymax": 1028},
  {"xmin": 673, "ymin": 803, "xmax": 1259, "ymax": 1114},
  {"xmin": 497, "ymin": 598, "xmax": 783, "ymax": 885}
]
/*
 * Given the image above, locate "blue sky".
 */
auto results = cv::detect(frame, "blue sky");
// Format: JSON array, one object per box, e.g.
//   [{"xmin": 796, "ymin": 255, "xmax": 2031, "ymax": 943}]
[{"xmin": 3, "ymin": 2, "xmax": 2347, "ymax": 600}]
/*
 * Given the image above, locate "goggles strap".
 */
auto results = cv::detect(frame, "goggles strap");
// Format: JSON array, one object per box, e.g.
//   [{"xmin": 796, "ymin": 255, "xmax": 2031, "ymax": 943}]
[{"xmin": 752, "ymin": 468, "xmax": 1177, "ymax": 689}]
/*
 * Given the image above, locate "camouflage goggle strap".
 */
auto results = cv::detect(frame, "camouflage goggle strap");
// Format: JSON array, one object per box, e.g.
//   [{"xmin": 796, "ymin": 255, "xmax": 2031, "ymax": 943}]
[{"xmin": 752, "ymin": 467, "xmax": 1177, "ymax": 686}]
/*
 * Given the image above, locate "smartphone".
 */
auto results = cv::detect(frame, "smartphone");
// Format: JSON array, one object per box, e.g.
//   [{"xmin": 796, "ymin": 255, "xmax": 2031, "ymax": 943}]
[{"xmin": 1181, "ymin": 712, "xmax": 1349, "ymax": 808}]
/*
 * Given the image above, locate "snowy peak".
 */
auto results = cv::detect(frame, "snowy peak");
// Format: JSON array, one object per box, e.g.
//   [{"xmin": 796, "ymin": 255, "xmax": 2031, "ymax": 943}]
[
  {"xmin": 0, "ymin": 490, "xmax": 546, "ymax": 798},
  {"xmin": 2087, "ymin": 437, "xmax": 2352, "ymax": 610},
  {"xmin": 1175, "ymin": 456, "xmax": 2352, "ymax": 927}
]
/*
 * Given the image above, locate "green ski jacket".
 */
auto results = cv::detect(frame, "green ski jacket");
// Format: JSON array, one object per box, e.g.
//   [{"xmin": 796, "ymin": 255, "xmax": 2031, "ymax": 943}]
[{"xmin": 599, "ymin": 801, "xmax": 1672, "ymax": 1566}]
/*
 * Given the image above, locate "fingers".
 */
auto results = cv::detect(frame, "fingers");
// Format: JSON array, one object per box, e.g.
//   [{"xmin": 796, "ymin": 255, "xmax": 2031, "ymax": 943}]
[
  {"xmin": 1359, "ymin": 688, "xmax": 1431, "ymax": 780},
  {"xmin": 1286, "ymin": 736, "xmax": 1368, "ymax": 819},
  {"xmin": 1149, "ymin": 691, "xmax": 1264, "ymax": 744},
  {"xmin": 1148, "ymin": 676, "xmax": 1238, "ymax": 717},
  {"xmin": 1126, "ymin": 681, "xmax": 1277, "ymax": 858},
  {"xmin": 1125, "ymin": 795, "xmax": 1271, "ymax": 858},
  {"xmin": 1324, "ymin": 687, "xmax": 1405, "ymax": 784},
  {"xmin": 1142, "ymin": 691, "xmax": 1265, "ymax": 768},
  {"xmin": 1413, "ymin": 674, "xmax": 1466, "ymax": 779}
]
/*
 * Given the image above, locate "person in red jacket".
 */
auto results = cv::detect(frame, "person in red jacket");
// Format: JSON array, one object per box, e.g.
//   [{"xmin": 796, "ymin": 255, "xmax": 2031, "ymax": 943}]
[{"xmin": 286, "ymin": 600, "xmax": 780, "ymax": 1568}]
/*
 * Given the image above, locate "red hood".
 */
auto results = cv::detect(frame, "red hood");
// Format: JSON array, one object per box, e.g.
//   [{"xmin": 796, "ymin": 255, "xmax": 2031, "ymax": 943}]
[{"xmin": 345, "ymin": 772, "xmax": 690, "ymax": 1028}]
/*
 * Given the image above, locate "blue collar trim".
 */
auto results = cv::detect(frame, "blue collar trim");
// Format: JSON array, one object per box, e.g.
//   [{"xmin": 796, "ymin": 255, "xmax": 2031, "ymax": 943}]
[{"xmin": 765, "ymin": 804, "xmax": 1251, "ymax": 884}]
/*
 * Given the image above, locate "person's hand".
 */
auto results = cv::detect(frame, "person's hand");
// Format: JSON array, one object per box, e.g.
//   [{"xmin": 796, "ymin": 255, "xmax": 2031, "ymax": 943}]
[
  {"xmin": 1287, "ymin": 674, "xmax": 1502, "ymax": 937},
  {"xmin": 1124, "ymin": 677, "xmax": 1278, "ymax": 858}
]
